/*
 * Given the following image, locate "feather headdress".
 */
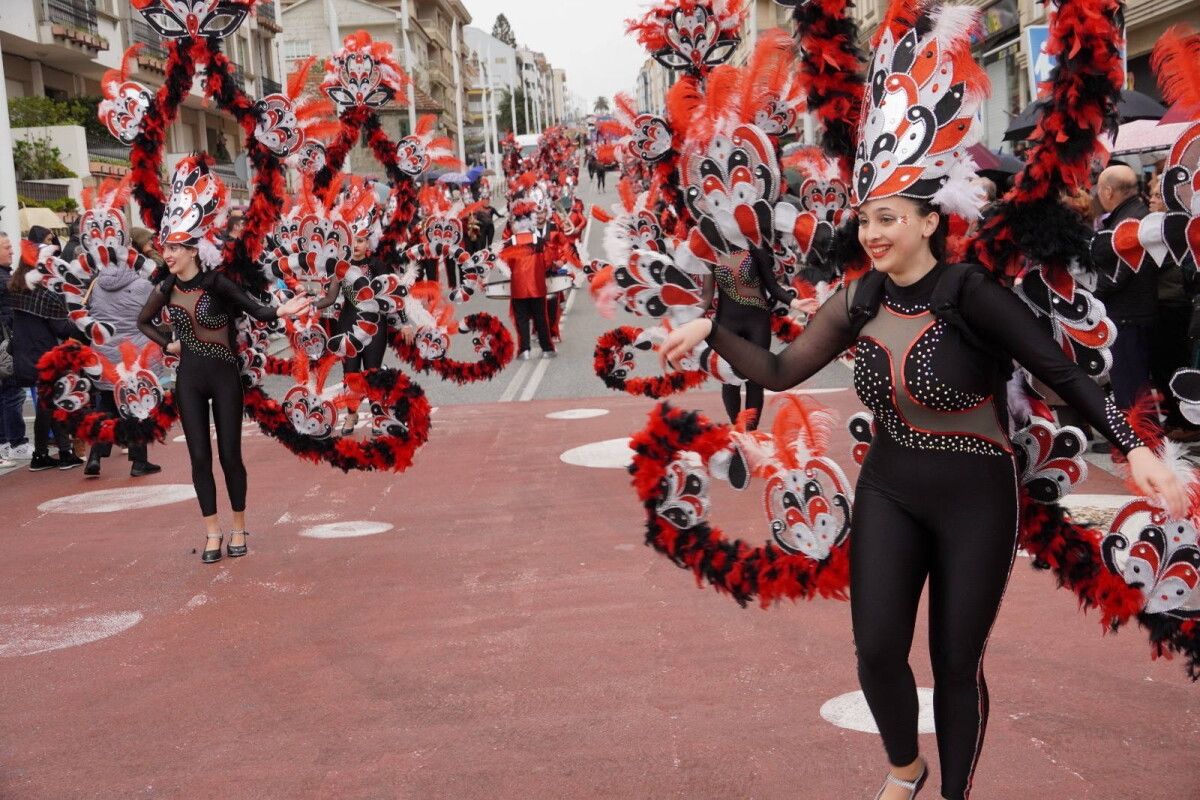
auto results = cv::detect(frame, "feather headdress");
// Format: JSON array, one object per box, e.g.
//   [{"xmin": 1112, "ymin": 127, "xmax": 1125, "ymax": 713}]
[
  {"xmin": 254, "ymin": 56, "xmax": 340, "ymax": 158},
  {"xmin": 626, "ymin": 0, "xmax": 747, "ymax": 77},
  {"xmin": 852, "ymin": 0, "xmax": 990, "ymax": 218},
  {"xmin": 395, "ymin": 114, "xmax": 462, "ymax": 177},
  {"xmin": 159, "ymin": 155, "xmax": 229, "ymax": 268},
  {"xmin": 322, "ymin": 30, "xmax": 410, "ymax": 108},
  {"xmin": 98, "ymin": 45, "xmax": 153, "ymax": 146}
]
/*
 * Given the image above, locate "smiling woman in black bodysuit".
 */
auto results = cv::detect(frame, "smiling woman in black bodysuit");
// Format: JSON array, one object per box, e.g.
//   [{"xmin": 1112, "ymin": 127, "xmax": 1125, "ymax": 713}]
[
  {"xmin": 138, "ymin": 158, "xmax": 310, "ymax": 564},
  {"xmin": 660, "ymin": 2, "xmax": 1187, "ymax": 796}
]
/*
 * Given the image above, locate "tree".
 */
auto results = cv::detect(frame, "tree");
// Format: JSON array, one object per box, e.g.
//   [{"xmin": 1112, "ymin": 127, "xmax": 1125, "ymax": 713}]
[
  {"xmin": 593, "ymin": 96, "xmax": 610, "ymax": 113},
  {"xmin": 492, "ymin": 14, "xmax": 516, "ymax": 48},
  {"xmin": 496, "ymin": 86, "xmax": 529, "ymax": 135}
]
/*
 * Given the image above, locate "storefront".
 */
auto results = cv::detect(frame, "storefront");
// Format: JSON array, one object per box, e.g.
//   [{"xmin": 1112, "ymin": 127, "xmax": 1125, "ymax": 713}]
[{"xmin": 970, "ymin": 0, "xmax": 1024, "ymax": 151}]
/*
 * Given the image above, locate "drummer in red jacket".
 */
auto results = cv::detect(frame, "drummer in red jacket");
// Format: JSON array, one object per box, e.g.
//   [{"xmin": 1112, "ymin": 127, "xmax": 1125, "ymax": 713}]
[{"xmin": 500, "ymin": 199, "xmax": 556, "ymax": 360}]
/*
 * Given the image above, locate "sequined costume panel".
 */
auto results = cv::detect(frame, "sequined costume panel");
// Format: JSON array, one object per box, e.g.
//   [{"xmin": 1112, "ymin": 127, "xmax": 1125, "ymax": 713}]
[
  {"xmin": 855, "ymin": 300, "xmax": 1009, "ymax": 456},
  {"xmin": 704, "ymin": 263, "xmax": 1145, "ymax": 455}
]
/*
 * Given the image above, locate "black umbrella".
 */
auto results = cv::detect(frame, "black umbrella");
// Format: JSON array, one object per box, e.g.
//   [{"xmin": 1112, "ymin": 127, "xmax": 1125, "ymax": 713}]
[{"xmin": 1003, "ymin": 89, "xmax": 1167, "ymax": 142}]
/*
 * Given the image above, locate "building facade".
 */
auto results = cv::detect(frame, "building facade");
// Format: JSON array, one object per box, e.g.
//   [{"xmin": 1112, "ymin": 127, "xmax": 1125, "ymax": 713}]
[
  {"xmin": 1, "ymin": 0, "xmax": 285, "ymax": 221},
  {"xmin": 279, "ymin": 0, "xmax": 471, "ymax": 159}
]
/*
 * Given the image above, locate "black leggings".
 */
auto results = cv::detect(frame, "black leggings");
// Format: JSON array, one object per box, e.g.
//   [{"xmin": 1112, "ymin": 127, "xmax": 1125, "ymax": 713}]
[
  {"xmin": 715, "ymin": 302, "xmax": 770, "ymax": 430},
  {"xmin": 512, "ymin": 297, "xmax": 553, "ymax": 353},
  {"xmin": 176, "ymin": 357, "xmax": 247, "ymax": 517},
  {"xmin": 337, "ymin": 303, "xmax": 388, "ymax": 374},
  {"xmin": 852, "ymin": 442, "xmax": 1018, "ymax": 800}
]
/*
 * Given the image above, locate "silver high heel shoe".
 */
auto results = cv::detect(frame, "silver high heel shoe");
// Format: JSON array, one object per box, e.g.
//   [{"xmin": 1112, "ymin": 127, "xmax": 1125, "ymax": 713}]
[{"xmin": 873, "ymin": 762, "xmax": 927, "ymax": 800}]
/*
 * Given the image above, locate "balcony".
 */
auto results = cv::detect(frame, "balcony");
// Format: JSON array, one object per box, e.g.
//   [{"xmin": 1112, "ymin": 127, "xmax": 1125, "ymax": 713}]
[
  {"xmin": 41, "ymin": 0, "xmax": 109, "ymax": 53},
  {"xmin": 256, "ymin": 1, "xmax": 282, "ymax": 33},
  {"xmin": 130, "ymin": 19, "xmax": 168, "ymax": 72},
  {"xmin": 260, "ymin": 76, "xmax": 282, "ymax": 97}
]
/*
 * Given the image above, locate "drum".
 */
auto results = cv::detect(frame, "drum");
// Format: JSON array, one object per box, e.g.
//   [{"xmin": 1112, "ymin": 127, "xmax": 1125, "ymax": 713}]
[{"xmin": 486, "ymin": 274, "xmax": 574, "ymax": 299}]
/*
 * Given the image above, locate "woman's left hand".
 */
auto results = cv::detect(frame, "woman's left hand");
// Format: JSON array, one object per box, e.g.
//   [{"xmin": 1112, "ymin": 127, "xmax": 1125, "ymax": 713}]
[
  {"xmin": 277, "ymin": 295, "xmax": 312, "ymax": 319},
  {"xmin": 1127, "ymin": 446, "xmax": 1190, "ymax": 518}
]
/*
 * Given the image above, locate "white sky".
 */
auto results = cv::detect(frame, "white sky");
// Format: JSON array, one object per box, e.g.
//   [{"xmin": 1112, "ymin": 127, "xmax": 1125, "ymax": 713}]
[{"xmin": 461, "ymin": 0, "xmax": 649, "ymax": 112}]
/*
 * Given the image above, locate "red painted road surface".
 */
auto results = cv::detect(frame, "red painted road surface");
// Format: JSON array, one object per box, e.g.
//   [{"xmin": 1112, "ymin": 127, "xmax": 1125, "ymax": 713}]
[{"xmin": 1, "ymin": 389, "xmax": 1196, "ymax": 800}]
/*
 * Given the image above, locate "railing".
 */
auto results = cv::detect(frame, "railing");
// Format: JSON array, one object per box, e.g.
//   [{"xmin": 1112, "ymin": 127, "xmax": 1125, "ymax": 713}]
[
  {"xmin": 260, "ymin": 76, "xmax": 282, "ymax": 96},
  {"xmin": 16, "ymin": 181, "xmax": 70, "ymax": 203},
  {"xmin": 86, "ymin": 136, "xmax": 131, "ymax": 163},
  {"xmin": 211, "ymin": 162, "xmax": 248, "ymax": 191},
  {"xmin": 130, "ymin": 18, "xmax": 167, "ymax": 60},
  {"xmin": 257, "ymin": 1, "xmax": 277, "ymax": 24},
  {"xmin": 43, "ymin": 0, "xmax": 99, "ymax": 34}
]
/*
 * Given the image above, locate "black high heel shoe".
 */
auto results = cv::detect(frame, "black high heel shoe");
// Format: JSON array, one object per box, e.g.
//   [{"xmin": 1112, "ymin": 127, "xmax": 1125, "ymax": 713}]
[
  {"xmin": 227, "ymin": 531, "xmax": 249, "ymax": 558},
  {"xmin": 202, "ymin": 535, "xmax": 223, "ymax": 564}
]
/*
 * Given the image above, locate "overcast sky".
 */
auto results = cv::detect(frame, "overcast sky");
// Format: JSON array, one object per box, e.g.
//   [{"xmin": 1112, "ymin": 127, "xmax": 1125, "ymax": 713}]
[{"xmin": 461, "ymin": 0, "xmax": 648, "ymax": 113}]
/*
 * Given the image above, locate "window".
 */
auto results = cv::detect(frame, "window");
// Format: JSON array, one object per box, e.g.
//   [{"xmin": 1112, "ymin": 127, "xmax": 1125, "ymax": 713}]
[{"xmin": 282, "ymin": 39, "xmax": 312, "ymax": 60}]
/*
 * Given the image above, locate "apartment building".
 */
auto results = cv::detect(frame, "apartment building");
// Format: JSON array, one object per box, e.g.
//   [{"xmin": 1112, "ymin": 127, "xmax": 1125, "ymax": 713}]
[{"xmin": 1, "ymin": 0, "xmax": 285, "ymax": 217}]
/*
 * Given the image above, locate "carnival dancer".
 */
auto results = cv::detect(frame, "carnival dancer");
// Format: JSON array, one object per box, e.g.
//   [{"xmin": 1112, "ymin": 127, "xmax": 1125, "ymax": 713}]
[
  {"xmin": 137, "ymin": 158, "xmax": 310, "ymax": 563},
  {"xmin": 660, "ymin": 1, "xmax": 1187, "ymax": 797},
  {"xmin": 314, "ymin": 179, "xmax": 390, "ymax": 435}
]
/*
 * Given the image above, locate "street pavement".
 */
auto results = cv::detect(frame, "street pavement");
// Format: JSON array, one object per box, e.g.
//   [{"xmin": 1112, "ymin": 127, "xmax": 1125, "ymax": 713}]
[{"xmin": 0, "ymin": 168, "xmax": 1195, "ymax": 799}]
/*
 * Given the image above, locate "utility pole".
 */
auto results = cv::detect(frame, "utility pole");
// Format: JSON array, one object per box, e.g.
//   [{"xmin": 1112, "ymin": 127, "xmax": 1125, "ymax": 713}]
[
  {"xmin": 400, "ymin": 0, "xmax": 417, "ymax": 133},
  {"xmin": 0, "ymin": 38, "xmax": 20, "ymax": 242},
  {"xmin": 451, "ymin": 18, "xmax": 466, "ymax": 163},
  {"xmin": 324, "ymin": 0, "xmax": 350, "ymax": 171}
]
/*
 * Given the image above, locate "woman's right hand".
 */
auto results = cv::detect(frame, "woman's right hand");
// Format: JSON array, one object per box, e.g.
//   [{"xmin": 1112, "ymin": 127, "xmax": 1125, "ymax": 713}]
[
  {"xmin": 660, "ymin": 318, "xmax": 713, "ymax": 370},
  {"xmin": 165, "ymin": 341, "xmax": 181, "ymax": 356}
]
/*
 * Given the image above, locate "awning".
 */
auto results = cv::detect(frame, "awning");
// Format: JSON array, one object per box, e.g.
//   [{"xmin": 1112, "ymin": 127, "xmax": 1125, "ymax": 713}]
[
  {"xmin": 19, "ymin": 207, "xmax": 67, "ymax": 234},
  {"xmin": 1109, "ymin": 120, "xmax": 1193, "ymax": 156}
]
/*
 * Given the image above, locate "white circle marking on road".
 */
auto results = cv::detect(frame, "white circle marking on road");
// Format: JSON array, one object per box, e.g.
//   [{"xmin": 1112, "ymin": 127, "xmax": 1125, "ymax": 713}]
[
  {"xmin": 300, "ymin": 521, "xmax": 395, "ymax": 539},
  {"xmin": 0, "ymin": 611, "xmax": 143, "ymax": 658},
  {"xmin": 559, "ymin": 438, "xmax": 633, "ymax": 469},
  {"xmin": 546, "ymin": 408, "xmax": 610, "ymax": 420},
  {"xmin": 38, "ymin": 484, "xmax": 197, "ymax": 514},
  {"xmin": 820, "ymin": 688, "xmax": 935, "ymax": 734}
]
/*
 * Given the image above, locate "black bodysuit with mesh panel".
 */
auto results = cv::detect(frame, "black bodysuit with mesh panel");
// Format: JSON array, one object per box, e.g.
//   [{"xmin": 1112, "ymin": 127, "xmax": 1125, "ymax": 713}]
[
  {"xmin": 705, "ymin": 248, "xmax": 795, "ymax": 428},
  {"xmin": 139, "ymin": 272, "xmax": 279, "ymax": 517},
  {"xmin": 705, "ymin": 262, "xmax": 1142, "ymax": 800}
]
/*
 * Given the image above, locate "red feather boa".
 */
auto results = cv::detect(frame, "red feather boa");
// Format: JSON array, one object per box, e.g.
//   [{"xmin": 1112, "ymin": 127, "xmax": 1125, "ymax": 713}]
[
  {"xmin": 630, "ymin": 403, "xmax": 851, "ymax": 607},
  {"xmin": 594, "ymin": 326, "xmax": 709, "ymax": 399}
]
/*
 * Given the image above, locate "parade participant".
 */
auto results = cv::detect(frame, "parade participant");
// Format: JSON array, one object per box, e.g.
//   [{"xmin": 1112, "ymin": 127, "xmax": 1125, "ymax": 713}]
[
  {"xmin": 314, "ymin": 179, "xmax": 389, "ymax": 435},
  {"xmin": 501, "ymin": 199, "xmax": 555, "ymax": 359},
  {"xmin": 697, "ymin": 247, "xmax": 805, "ymax": 429},
  {"xmin": 660, "ymin": 1, "xmax": 1187, "ymax": 797},
  {"xmin": 137, "ymin": 158, "xmax": 310, "ymax": 563},
  {"xmin": 9, "ymin": 245, "xmax": 84, "ymax": 471}
]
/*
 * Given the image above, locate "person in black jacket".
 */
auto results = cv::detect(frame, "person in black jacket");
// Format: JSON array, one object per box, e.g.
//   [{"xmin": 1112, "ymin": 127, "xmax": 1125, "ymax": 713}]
[
  {"xmin": 0, "ymin": 233, "xmax": 33, "ymax": 463},
  {"xmin": 8, "ymin": 246, "xmax": 83, "ymax": 471},
  {"xmin": 1093, "ymin": 164, "xmax": 1155, "ymax": 411}
]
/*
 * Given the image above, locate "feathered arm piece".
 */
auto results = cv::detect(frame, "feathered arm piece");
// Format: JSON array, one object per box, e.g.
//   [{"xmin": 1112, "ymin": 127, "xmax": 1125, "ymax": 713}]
[
  {"xmin": 788, "ymin": 0, "xmax": 867, "ymax": 170},
  {"xmin": 968, "ymin": 0, "xmax": 1124, "ymax": 282}
]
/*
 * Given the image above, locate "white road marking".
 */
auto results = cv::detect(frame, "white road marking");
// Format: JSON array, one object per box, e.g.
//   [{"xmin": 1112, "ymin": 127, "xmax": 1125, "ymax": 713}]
[
  {"xmin": 820, "ymin": 688, "xmax": 936, "ymax": 734},
  {"xmin": 299, "ymin": 521, "xmax": 394, "ymax": 539},
  {"xmin": 559, "ymin": 438, "xmax": 633, "ymax": 469},
  {"xmin": 0, "ymin": 610, "xmax": 143, "ymax": 658},
  {"xmin": 38, "ymin": 484, "xmax": 196, "ymax": 514},
  {"xmin": 546, "ymin": 408, "xmax": 610, "ymax": 420},
  {"xmin": 498, "ymin": 357, "xmax": 534, "ymax": 402},
  {"xmin": 519, "ymin": 356, "xmax": 552, "ymax": 401}
]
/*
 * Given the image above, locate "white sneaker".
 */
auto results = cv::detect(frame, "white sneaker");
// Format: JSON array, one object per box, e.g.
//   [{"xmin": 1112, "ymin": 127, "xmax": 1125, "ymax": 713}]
[
  {"xmin": 6, "ymin": 443, "xmax": 35, "ymax": 460},
  {"xmin": 0, "ymin": 444, "xmax": 8, "ymax": 459},
  {"xmin": 0, "ymin": 458, "xmax": 14, "ymax": 469}
]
